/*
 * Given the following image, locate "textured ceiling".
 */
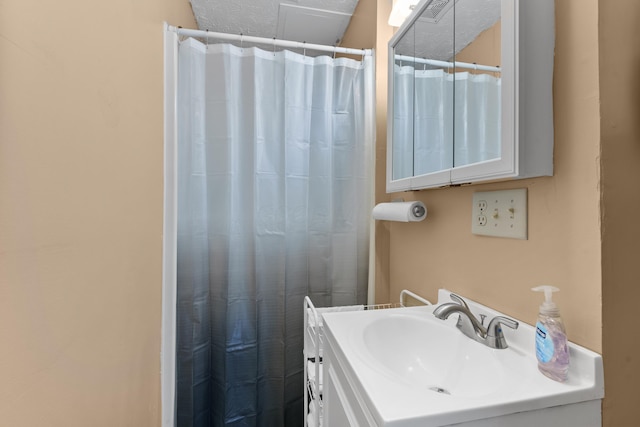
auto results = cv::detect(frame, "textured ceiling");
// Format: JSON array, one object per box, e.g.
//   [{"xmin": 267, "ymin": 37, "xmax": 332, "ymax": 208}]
[
  {"xmin": 190, "ymin": 0, "xmax": 360, "ymax": 47},
  {"xmin": 395, "ymin": 0, "xmax": 502, "ymax": 62},
  {"xmin": 189, "ymin": 0, "xmax": 500, "ymax": 59}
]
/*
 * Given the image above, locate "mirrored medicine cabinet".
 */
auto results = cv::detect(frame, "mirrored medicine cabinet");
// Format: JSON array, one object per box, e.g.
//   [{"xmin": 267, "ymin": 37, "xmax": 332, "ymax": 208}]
[{"xmin": 387, "ymin": 0, "xmax": 555, "ymax": 192}]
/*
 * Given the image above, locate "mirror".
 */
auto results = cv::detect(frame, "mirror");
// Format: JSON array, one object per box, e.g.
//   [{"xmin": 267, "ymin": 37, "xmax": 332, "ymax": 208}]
[
  {"xmin": 391, "ymin": 17, "xmax": 418, "ymax": 180},
  {"xmin": 453, "ymin": 1, "xmax": 502, "ymax": 168},
  {"xmin": 388, "ymin": 0, "xmax": 502, "ymax": 188}
]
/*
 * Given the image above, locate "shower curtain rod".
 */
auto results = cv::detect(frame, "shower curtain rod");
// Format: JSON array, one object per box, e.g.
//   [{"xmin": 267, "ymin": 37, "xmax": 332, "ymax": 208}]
[
  {"xmin": 170, "ymin": 25, "xmax": 373, "ymax": 57},
  {"xmin": 394, "ymin": 53, "xmax": 501, "ymax": 73}
]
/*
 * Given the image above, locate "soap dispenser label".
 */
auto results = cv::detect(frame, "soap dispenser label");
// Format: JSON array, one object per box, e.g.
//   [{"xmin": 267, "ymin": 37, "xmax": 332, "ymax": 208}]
[{"xmin": 535, "ymin": 322, "xmax": 555, "ymax": 363}]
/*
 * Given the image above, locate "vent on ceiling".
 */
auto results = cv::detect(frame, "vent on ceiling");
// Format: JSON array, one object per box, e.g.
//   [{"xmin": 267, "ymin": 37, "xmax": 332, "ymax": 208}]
[
  {"xmin": 276, "ymin": 4, "xmax": 352, "ymax": 47},
  {"xmin": 421, "ymin": 0, "xmax": 458, "ymax": 23}
]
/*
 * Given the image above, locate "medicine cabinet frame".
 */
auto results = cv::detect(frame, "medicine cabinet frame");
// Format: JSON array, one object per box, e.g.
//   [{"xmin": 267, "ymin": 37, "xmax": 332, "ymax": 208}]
[{"xmin": 386, "ymin": 0, "xmax": 555, "ymax": 192}]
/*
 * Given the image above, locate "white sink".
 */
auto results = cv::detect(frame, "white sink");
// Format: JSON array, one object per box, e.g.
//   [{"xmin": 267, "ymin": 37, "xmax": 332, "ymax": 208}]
[
  {"xmin": 321, "ymin": 290, "xmax": 604, "ymax": 427},
  {"xmin": 361, "ymin": 312, "xmax": 527, "ymax": 398}
]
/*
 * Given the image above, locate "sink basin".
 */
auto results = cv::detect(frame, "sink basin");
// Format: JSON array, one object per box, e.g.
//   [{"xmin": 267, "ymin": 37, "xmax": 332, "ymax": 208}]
[
  {"xmin": 360, "ymin": 312, "xmax": 527, "ymax": 398},
  {"xmin": 321, "ymin": 290, "xmax": 604, "ymax": 426}
]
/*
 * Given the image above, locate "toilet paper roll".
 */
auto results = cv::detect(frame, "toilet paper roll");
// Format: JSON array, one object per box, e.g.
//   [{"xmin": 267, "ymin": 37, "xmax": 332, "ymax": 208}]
[{"xmin": 372, "ymin": 201, "xmax": 427, "ymax": 222}]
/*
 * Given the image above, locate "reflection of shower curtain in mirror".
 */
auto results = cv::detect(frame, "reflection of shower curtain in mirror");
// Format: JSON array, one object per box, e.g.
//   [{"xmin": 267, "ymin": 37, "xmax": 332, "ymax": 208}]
[
  {"xmin": 392, "ymin": 65, "xmax": 416, "ymax": 180},
  {"xmin": 453, "ymin": 72, "xmax": 501, "ymax": 167},
  {"xmin": 413, "ymin": 69, "xmax": 454, "ymax": 175},
  {"xmin": 393, "ymin": 67, "xmax": 501, "ymax": 178}
]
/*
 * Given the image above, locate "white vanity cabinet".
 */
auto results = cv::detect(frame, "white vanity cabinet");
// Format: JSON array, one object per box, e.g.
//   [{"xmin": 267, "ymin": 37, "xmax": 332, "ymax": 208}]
[
  {"xmin": 322, "ymin": 320, "xmax": 378, "ymax": 426},
  {"xmin": 387, "ymin": 0, "xmax": 555, "ymax": 192}
]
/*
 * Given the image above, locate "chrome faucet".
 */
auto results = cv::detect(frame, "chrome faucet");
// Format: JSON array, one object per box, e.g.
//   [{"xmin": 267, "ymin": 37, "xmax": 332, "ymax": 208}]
[{"xmin": 433, "ymin": 293, "xmax": 519, "ymax": 349}]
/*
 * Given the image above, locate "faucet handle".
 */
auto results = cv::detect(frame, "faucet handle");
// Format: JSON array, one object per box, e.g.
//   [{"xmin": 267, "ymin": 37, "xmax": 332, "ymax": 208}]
[
  {"xmin": 485, "ymin": 316, "xmax": 519, "ymax": 349},
  {"xmin": 487, "ymin": 316, "xmax": 519, "ymax": 333},
  {"xmin": 485, "ymin": 316, "xmax": 518, "ymax": 349},
  {"xmin": 494, "ymin": 316, "xmax": 518, "ymax": 330}
]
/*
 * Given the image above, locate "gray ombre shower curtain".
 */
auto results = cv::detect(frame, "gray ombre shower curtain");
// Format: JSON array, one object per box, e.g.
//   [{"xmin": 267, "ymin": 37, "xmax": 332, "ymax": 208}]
[{"xmin": 175, "ymin": 38, "xmax": 374, "ymax": 426}]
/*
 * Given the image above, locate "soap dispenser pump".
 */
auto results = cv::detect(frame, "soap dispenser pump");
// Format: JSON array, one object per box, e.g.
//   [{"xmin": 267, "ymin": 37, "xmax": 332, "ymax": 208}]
[{"xmin": 532, "ymin": 286, "xmax": 570, "ymax": 382}]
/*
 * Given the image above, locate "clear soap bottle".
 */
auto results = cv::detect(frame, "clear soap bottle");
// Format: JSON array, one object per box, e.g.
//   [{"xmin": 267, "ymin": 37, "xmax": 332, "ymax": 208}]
[{"xmin": 532, "ymin": 286, "xmax": 570, "ymax": 382}]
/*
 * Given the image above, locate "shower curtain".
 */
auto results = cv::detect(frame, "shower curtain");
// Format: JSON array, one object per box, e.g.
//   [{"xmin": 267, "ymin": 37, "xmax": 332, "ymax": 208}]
[
  {"xmin": 175, "ymin": 38, "xmax": 374, "ymax": 427},
  {"xmin": 392, "ymin": 66, "xmax": 500, "ymax": 179}
]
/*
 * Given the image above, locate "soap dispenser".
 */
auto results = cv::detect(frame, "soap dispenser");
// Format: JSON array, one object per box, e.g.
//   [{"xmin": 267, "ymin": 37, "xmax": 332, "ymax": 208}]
[{"xmin": 531, "ymin": 286, "xmax": 570, "ymax": 382}]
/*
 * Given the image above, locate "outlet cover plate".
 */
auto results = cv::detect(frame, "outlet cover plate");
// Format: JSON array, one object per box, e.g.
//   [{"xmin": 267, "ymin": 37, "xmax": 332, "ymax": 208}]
[{"xmin": 472, "ymin": 189, "xmax": 527, "ymax": 239}]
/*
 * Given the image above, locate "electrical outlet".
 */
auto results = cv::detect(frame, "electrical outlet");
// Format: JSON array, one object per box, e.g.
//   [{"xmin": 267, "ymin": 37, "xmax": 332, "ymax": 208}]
[{"xmin": 471, "ymin": 189, "xmax": 527, "ymax": 239}]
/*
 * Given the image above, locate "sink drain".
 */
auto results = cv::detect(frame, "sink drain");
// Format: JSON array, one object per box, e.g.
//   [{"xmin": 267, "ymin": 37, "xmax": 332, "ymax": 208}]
[{"xmin": 428, "ymin": 386, "xmax": 451, "ymax": 395}]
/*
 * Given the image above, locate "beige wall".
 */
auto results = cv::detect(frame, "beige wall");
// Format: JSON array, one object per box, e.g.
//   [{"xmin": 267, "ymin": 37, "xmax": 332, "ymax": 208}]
[
  {"xmin": 371, "ymin": 0, "xmax": 395, "ymax": 305},
  {"xmin": 342, "ymin": 0, "xmax": 395, "ymax": 304},
  {"xmin": 0, "ymin": 1, "xmax": 195, "ymax": 426},
  {"xmin": 599, "ymin": 1, "xmax": 640, "ymax": 425},
  {"xmin": 456, "ymin": 21, "xmax": 501, "ymax": 71}
]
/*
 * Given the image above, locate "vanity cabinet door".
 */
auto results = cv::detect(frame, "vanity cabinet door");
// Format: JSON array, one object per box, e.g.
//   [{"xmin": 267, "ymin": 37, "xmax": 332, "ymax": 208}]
[
  {"xmin": 323, "ymin": 332, "xmax": 378, "ymax": 426},
  {"xmin": 324, "ymin": 364, "xmax": 360, "ymax": 426}
]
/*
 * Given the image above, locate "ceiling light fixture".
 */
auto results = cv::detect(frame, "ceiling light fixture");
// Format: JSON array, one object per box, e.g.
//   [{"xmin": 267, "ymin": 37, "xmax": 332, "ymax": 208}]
[{"xmin": 388, "ymin": 0, "xmax": 421, "ymax": 27}]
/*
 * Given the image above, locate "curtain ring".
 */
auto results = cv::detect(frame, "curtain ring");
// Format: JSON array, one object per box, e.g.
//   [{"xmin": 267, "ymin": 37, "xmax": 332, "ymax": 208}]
[
  {"xmin": 273, "ymin": 37, "xmax": 277, "ymax": 56},
  {"xmin": 240, "ymin": 33, "xmax": 244, "ymax": 51},
  {"xmin": 361, "ymin": 49, "xmax": 365, "ymax": 63},
  {"xmin": 303, "ymin": 41, "xmax": 306, "ymax": 58},
  {"xmin": 205, "ymin": 29, "xmax": 209, "ymax": 50},
  {"xmin": 333, "ymin": 46, "xmax": 336, "ymax": 60}
]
